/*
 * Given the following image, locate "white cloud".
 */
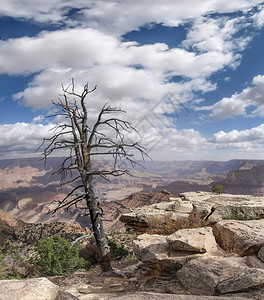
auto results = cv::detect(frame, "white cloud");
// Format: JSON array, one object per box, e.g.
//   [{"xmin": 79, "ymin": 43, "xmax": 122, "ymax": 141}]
[
  {"xmin": 0, "ymin": 20, "xmax": 245, "ymax": 114},
  {"xmin": 198, "ymin": 74, "xmax": 264, "ymax": 119},
  {"xmin": 183, "ymin": 15, "xmax": 252, "ymax": 54},
  {"xmin": 253, "ymin": 4, "xmax": 264, "ymax": 27},
  {"xmin": 0, "ymin": 0, "xmax": 261, "ymax": 35},
  {"xmin": 0, "ymin": 1, "xmax": 263, "ymax": 160},
  {"xmin": 207, "ymin": 123, "xmax": 264, "ymax": 158},
  {"xmin": 0, "ymin": 122, "xmax": 54, "ymax": 158}
]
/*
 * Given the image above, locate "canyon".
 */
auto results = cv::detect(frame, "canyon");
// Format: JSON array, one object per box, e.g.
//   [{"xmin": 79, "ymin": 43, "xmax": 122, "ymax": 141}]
[{"xmin": 0, "ymin": 157, "xmax": 264, "ymax": 230}]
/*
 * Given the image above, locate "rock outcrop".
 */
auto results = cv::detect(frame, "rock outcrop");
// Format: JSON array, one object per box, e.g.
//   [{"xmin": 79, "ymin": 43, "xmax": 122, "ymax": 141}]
[
  {"xmin": 132, "ymin": 218, "xmax": 264, "ymax": 298},
  {"xmin": 177, "ymin": 256, "xmax": 264, "ymax": 296},
  {"xmin": 120, "ymin": 198, "xmax": 193, "ymax": 232},
  {"xmin": 133, "ymin": 227, "xmax": 223, "ymax": 273},
  {"xmin": 181, "ymin": 191, "xmax": 264, "ymax": 223},
  {"xmin": 0, "ymin": 278, "xmax": 59, "ymax": 300},
  {"xmin": 213, "ymin": 219, "xmax": 264, "ymax": 256},
  {"xmin": 121, "ymin": 192, "xmax": 264, "ymax": 232}
]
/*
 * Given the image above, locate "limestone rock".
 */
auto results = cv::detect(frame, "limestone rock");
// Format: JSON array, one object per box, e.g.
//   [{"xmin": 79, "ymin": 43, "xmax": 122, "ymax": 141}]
[
  {"xmin": 217, "ymin": 268, "xmax": 264, "ymax": 294},
  {"xmin": 177, "ymin": 256, "xmax": 247, "ymax": 295},
  {"xmin": 213, "ymin": 219, "xmax": 264, "ymax": 256},
  {"xmin": 180, "ymin": 192, "xmax": 264, "ymax": 223},
  {"xmin": 109, "ymin": 292, "xmax": 249, "ymax": 299},
  {"xmin": 133, "ymin": 234, "xmax": 200, "ymax": 272},
  {"xmin": 166, "ymin": 227, "xmax": 220, "ymax": 255},
  {"xmin": 258, "ymin": 244, "xmax": 264, "ymax": 262},
  {"xmin": 55, "ymin": 290, "xmax": 79, "ymax": 300},
  {"xmin": 120, "ymin": 198, "xmax": 193, "ymax": 233},
  {"xmin": 104, "ymin": 278, "xmax": 129, "ymax": 292},
  {"xmin": 121, "ymin": 192, "xmax": 264, "ymax": 233},
  {"xmin": 0, "ymin": 277, "xmax": 59, "ymax": 300},
  {"xmin": 245, "ymin": 254, "xmax": 264, "ymax": 269}
]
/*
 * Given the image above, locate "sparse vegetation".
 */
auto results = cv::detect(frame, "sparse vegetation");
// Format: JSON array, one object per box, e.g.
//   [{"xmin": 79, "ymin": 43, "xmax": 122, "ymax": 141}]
[
  {"xmin": 109, "ymin": 239, "xmax": 129, "ymax": 258},
  {"xmin": 79, "ymin": 240, "xmax": 100, "ymax": 265},
  {"xmin": 211, "ymin": 184, "xmax": 225, "ymax": 195},
  {"xmin": 147, "ymin": 212, "xmax": 205, "ymax": 235},
  {"xmin": 0, "ymin": 244, "xmax": 31, "ymax": 279},
  {"xmin": 79, "ymin": 237, "xmax": 130, "ymax": 266},
  {"xmin": 34, "ymin": 235, "xmax": 90, "ymax": 276}
]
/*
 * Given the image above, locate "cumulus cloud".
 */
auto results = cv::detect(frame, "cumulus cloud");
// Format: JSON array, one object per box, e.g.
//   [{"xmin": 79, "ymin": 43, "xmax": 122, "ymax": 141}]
[
  {"xmin": 0, "ymin": 0, "xmax": 261, "ymax": 35},
  {"xmin": 0, "ymin": 1, "xmax": 263, "ymax": 159},
  {"xmin": 0, "ymin": 19, "xmax": 248, "ymax": 113},
  {"xmin": 0, "ymin": 2, "xmax": 261, "ymax": 115},
  {"xmin": 207, "ymin": 123, "xmax": 264, "ymax": 156},
  {"xmin": 182, "ymin": 15, "xmax": 252, "ymax": 60},
  {"xmin": 198, "ymin": 74, "xmax": 264, "ymax": 119},
  {"xmin": 0, "ymin": 122, "xmax": 54, "ymax": 158}
]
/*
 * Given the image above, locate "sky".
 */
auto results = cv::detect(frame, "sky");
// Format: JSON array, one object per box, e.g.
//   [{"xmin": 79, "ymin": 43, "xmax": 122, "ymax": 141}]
[{"xmin": 1, "ymin": 1, "xmax": 264, "ymax": 161}]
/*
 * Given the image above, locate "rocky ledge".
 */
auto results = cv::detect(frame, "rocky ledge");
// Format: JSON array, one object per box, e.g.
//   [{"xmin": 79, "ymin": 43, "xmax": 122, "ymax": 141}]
[{"xmin": 120, "ymin": 192, "xmax": 264, "ymax": 232}]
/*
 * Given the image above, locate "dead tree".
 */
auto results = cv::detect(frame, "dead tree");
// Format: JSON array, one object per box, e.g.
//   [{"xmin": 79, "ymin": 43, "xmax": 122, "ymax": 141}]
[{"xmin": 39, "ymin": 80, "xmax": 147, "ymax": 272}]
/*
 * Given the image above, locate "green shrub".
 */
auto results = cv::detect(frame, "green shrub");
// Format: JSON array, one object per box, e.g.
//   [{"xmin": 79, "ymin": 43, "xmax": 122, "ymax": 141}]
[
  {"xmin": 108, "ymin": 239, "xmax": 129, "ymax": 258},
  {"xmin": 34, "ymin": 235, "xmax": 90, "ymax": 276},
  {"xmin": 211, "ymin": 184, "xmax": 225, "ymax": 195}
]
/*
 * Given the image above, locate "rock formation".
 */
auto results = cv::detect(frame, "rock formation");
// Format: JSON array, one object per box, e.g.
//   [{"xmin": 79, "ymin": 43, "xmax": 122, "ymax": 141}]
[
  {"xmin": 130, "ymin": 203, "xmax": 264, "ymax": 298},
  {"xmin": 121, "ymin": 192, "xmax": 264, "ymax": 232}
]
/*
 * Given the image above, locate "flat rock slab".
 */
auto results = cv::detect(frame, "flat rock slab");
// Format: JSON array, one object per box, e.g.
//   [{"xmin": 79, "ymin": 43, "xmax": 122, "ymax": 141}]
[
  {"xmin": 109, "ymin": 292, "xmax": 249, "ymax": 299},
  {"xmin": 180, "ymin": 192, "xmax": 264, "ymax": 223},
  {"xmin": 0, "ymin": 277, "xmax": 59, "ymax": 300},
  {"xmin": 177, "ymin": 256, "xmax": 264, "ymax": 296},
  {"xmin": 213, "ymin": 219, "xmax": 264, "ymax": 256}
]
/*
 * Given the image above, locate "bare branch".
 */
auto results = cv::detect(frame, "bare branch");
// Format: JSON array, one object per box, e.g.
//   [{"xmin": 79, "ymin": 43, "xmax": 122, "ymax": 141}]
[{"xmin": 38, "ymin": 79, "xmax": 149, "ymax": 273}]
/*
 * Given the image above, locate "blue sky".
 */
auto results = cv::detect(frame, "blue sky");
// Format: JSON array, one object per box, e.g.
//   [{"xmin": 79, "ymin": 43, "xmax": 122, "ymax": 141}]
[{"xmin": 0, "ymin": 1, "xmax": 264, "ymax": 160}]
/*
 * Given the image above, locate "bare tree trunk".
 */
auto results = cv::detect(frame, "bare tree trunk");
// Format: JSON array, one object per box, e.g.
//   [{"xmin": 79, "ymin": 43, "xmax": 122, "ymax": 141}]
[
  {"xmin": 39, "ymin": 81, "xmax": 148, "ymax": 273},
  {"xmin": 86, "ymin": 180, "xmax": 112, "ymax": 272}
]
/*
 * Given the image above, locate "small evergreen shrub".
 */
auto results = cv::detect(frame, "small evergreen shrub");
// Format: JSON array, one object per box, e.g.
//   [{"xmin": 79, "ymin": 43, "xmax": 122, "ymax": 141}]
[
  {"xmin": 34, "ymin": 235, "xmax": 90, "ymax": 276},
  {"xmin": 109, "ymin": 239, "xmax": 129, "ymax": 258},
  {"xmin": 211, "ymin": 184, "xmax": 225, "ymax": 195}
]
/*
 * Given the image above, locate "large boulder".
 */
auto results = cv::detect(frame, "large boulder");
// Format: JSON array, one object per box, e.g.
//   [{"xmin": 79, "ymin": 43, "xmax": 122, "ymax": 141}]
[
  {"xmin": 166, "ymin": 227, "xmax": 221, "ymax": 255},
  {"xmin": 0, "ymin": 278, "xmax": 59, "ymax": 300},
  {"xmin": 133, "ymin": 227, "xmax": 223, "ymax": 273},
  {"xmin": 213, "ymin": 219, "xmax": 264, "ymax": 256},
  {"xmin": 177, "ymin": 256, "xmax": 264, "ymax": 296},
  {"xmin": 133, "ymin": 234, "xmax": 200, "ymax": 272}
]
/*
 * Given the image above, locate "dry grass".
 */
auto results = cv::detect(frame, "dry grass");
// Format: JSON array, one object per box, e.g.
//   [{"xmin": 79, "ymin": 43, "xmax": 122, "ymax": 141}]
[{"xmin": 146, "ymin": 212, "xmax": 206, "ymax": 235}]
